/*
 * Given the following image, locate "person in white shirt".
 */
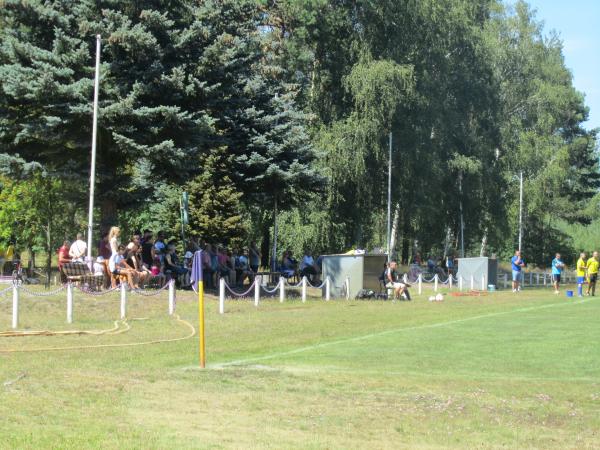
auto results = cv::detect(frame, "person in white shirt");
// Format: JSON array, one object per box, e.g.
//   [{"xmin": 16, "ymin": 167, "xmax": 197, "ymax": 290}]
[
  {"xmin": 109, "ymin": 245, "xmax": 139, "ymax": 288},
  {"xmin": 69, "ymin": 233, "xmax": 87, "ymax": 262},
  {"xmin": 299, "ymin": 250, "xmax": 319, "ymax": 283},
  {"xmin": 93, "ymin": 256, "xmax": 106, "ymax": 276}
]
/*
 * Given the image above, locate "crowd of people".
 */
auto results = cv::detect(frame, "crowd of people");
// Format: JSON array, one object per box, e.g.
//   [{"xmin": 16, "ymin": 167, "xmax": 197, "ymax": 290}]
[{"xmin": 56, "ymin": 228, "xmax": 323, "ymax": 290}]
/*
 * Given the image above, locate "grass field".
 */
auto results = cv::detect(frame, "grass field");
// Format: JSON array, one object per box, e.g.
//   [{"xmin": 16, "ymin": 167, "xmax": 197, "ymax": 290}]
[{"xmin": 0, "ymin": 284, "xmax": 599, "ymax": 449}]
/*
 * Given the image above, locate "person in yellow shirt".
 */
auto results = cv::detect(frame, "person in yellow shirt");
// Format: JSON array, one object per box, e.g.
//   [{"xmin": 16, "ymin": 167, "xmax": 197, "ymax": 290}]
[
  {"xmin": 576, "ymin": 252, "xmax": 587, "ymax": 297},
  {"xmin": 586, "ymin": 251, "xmax": 599, "ymax": 296}
]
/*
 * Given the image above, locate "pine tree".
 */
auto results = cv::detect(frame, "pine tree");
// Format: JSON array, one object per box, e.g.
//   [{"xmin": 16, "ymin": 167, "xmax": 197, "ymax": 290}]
[{"xmin": 186, "ymin": 147, "xmax": 246, "ymax": 246}]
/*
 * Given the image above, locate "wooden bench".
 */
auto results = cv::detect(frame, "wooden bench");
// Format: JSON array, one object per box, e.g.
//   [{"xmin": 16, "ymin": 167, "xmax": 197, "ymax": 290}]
[{"xmin": 61, "ymin": 262, "xmax": 105, "ymax": 291}]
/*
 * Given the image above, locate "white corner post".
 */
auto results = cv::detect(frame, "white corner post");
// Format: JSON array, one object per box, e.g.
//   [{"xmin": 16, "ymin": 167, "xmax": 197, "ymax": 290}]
[
  {"xmin": 481, "ymin": 274, "xmax": 485, "ymax": 291},
  {"xmin": 418, "ymin": 274, "xmax": 422, "ymax": 295},
  {"xmin": 86, "ymin": 34, "xmax": 102, "ymax": 264},
  {"xmin": 11, "ymin": 282, "xmax": 19, "ymax": 329},
  {"xmin": 120, "ymin": 283, "xmax": 127, "ymax": 319},
  {"xmin": 470, "ymin": 275, "xmax": 474, "ymax": 291},
  {"xmin": 434, "ymin": 274, "xmax": 438, "ymax": 292},
  {"xmin": 325, "ymin": 276, "xmax": 331, "ymax": 301},
  {"xmin": 168, "ymin": 279, "xmax": 175, "ymax": 315},
  {"xmin": 449, "ymin": 274, "xmax": 453, "ymax": 289},
  {"xmin": 254, "ymin": 276, "xmax": 260, "ymax": 307},
  {"xmin": 301, "ymin": 276, "xmax": 307, "ymax": 303},
  {"xmin": 67, "ymin": 282, "xmax": 73, "ymax": 324},
  {"xmin": 459, "ymin": 276, "xmax": 463, "ymax": 291},
  {"xmin": 219, "ymin": 278, "xmax": 225, "ymax": 314},
  {"xmin": 279, "ymin": 276, "xmax": 285, "ymax": 303}
]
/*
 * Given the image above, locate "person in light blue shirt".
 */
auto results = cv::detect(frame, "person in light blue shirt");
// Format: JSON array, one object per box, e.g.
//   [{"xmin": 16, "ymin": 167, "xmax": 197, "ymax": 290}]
[
  {"xmin": 551, "ymin": 253, "xmax": 565, "ymax": 294},
  {"xmin": 511, "ymin": 250, "xmax": 525, "ymax": 292}
]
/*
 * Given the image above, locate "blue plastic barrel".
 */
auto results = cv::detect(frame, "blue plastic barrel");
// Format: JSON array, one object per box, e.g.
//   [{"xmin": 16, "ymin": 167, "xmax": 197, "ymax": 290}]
[{"xmin": 566, "ymin": 290, "xmax": 574, "ymax": 297}]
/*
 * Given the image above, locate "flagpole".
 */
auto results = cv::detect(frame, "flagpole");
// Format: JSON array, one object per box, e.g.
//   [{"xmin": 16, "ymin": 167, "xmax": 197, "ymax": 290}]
[
  {"xmin": 387, "ymin": 132, "xmax": 392, "ymax": 262},
  {"xmin": 87, "ymin": 35, "xmax": 101, "ymax": 261}
]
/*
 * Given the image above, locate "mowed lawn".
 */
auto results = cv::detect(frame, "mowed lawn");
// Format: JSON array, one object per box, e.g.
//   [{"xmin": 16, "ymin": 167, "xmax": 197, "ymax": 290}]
[{"xmin": 0, "ymin": 285, "xmax": 599, "ymax": 449}]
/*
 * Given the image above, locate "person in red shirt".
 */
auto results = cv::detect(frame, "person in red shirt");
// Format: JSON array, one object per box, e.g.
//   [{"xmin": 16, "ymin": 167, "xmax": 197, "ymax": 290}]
[{"xmin": 57, "ymin": 240, "xmax": 71, "ymax": 282}]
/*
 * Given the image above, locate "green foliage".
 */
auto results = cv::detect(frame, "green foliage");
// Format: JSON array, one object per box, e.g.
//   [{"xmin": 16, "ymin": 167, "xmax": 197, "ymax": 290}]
[{"xmin": 186, "ymin": 147, "xmax": 247, "ymax": 246}]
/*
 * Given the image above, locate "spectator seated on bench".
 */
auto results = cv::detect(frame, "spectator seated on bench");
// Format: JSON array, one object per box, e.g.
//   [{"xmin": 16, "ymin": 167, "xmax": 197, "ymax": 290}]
[
  {"xmin": 280, "ymin": 250, "xmax": 298, "ymax": 279},
  {"xmin": 108, "ymin": 245, "xmax": 139, "ymax": 289},
  {"xmin": 61, "ymin": 261, "xmax": 105, "ymax": 291}
]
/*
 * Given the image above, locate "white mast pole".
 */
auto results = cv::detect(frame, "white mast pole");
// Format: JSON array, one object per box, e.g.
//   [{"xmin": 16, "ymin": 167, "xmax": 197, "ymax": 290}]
[
  {"xmin": 87, "ymin": 35, "xmax": 101, "ymax": 261},
  {"xmin": 387, "ymin": 132, "xmax": 392, "ymax": 262},
  {"xmin": 518, "ymin": 171, "xmax": 523, "ymax": 252}
]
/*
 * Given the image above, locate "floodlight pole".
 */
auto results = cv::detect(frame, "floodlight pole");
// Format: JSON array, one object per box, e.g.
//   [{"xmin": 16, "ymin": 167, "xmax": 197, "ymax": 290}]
[
  {"xmin": 387, "ymin": 132, "xmax": 392, "ymax": 262},
  {"xmin": 518, "ymin": 171, "xmax": 523, "ymax": 252},
  {"xmin": 459, "ymin": 172, "xmax": 465, "ymax": 258},
  {"xmin": 87, "ymin": 35, "xmax": 101, "ymax": 260}
]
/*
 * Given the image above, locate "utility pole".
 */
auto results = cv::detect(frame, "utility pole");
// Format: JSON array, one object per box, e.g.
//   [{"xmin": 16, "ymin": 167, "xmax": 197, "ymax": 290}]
[
  {"xmin": 387, "ymin": 132, "xmax": 392, "ymax": 262},
  {"xmin": 518, "ymin": 171, "xmax": 523, "ymax": 252},
  {"xmin": 459, "ymin": 172, "xmax": 465, "ymax": 258},
  {"xmin": 87, "ymin": 35, "xmax": 101, "ymax": 263}
]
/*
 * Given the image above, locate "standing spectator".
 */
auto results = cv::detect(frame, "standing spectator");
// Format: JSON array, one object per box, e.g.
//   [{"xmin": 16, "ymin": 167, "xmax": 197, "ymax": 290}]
[
  {"xmin": 576, "ymin": 252, "xmax": 587, "ymax": 298},
  {"xmin": 202, "ymin": 244, "xmax": 215, "ymax": 289},
  {"xmin": 446, "ymin": 254, "xmax": 455, "ymax": 276},
  {"xmin": 586, "ymin": 251, "xmax": 599, "ymax": 296},
  {"xmin": 299, "ymin": 250, "xmax": 318, "ymax": 283},
  {"xmin": 57, "ymin": 240, "xmax": 71, "ymax": 282},
  {"xmin": 97, "ymin": 232, "xmax": 111, "ymax": 259},
  {"xmin": 249, "ymin": 241, "xmax": 261, "ymax": 273},
  {"xmin": 551, "ymin": 252, "xmax": 565, "ymax": 294},
  {"xmin": 108, "ymin": 226, "xmax": 120, "ymax": 255},
  {"xmin": 141, "ymin": 231, "xmax": 155, "ymax": 267},
  {"xmin": 427, "ymin": 255, "xmax": 436, "ymax": 273},
  {"xmin": 511, "ymin": 250, "xmax": 525, "ymax": 292},
  {"xmin": 69, "ymin": 233, "xmax": 87, "ymax": 263}
]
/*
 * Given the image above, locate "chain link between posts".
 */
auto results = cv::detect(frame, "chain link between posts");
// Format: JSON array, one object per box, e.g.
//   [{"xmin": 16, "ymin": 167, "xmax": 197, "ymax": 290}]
[
  {"xmin": 224, "ymin": 279, "xmax": 257, "ymax": 297},
  {"xmin": 19, "ymin": 283, "xmax": 67, "ymax": 297}
]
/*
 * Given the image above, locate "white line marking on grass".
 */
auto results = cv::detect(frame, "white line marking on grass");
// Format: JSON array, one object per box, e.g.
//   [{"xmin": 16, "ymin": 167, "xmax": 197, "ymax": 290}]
[{"xmin": 213, "ymin": 296, "xmax": 598, "ymax": 369}]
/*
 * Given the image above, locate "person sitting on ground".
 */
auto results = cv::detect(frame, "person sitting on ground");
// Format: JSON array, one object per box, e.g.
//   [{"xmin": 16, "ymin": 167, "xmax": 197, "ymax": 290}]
[
  {"xmin": 386, "ymin": 260, "xmax": 411, "ymax": 300},
  {"xmin": 299, "ymin": 249, "xmax": 318, "ymax": 283},
  {"xmin": 281, "ymin": 250, "xmax": 297, "ymax": 278},
  {"xmin": 57, "ymin": 240, "xmax": 71, "ymax": 282},
  {"xmin": 69, "ymin": 233, "xmax": 87, "ymax": 263},
  {"xmin": 109, "ymin": 244, "xmax": 139, "ymax": 288}
]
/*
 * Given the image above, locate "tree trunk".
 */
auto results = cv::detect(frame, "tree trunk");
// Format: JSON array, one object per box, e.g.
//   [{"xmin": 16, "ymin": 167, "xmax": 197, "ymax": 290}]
[
  {"xmin": 480, "ymin": 228, "xmax": 488, "ymax": 257},
  {"xmin": 100, "ymin": 198, "xmax": 118, "ymax": 226},
  {"xmin": 271, "ymin": 196, "xmax": 278, "ymax": 271},
  {"xmin": 45, "ymin": 221, "xmax": 52, "ymax": 288},
  {"xmin": 389, "ymin": 203, "xmax": 400, "ymax": 259}
]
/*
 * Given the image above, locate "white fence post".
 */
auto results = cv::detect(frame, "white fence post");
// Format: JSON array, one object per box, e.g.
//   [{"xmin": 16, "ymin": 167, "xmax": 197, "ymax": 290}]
[
  {"xmin": 459, "ymin": 276, "xmax": 463, "ymax": 291},
  {"xmin": 301, "ymin": 276, "xmax": 307, "ymax": 303},
  {"xmin": 168, "ymin": 279, "xmax": 175, "ymax": 315},
  {"xmin": 481, "ymin": 274, "xmax": 485, "ymax": 291},
  {"xmin": 418, "ymin": 274, "xmax": 422, "ymax": 295},
  {"xmin": 325, "ymin": 276, "xmax": 331, "ymax": 301},
  {"xmin": 12, "ymin": 282, "xmax": 19, "ymax": 329},
  {"xmin": 254, "ymin": 276, "xmax": 260, "ymax": 307},
  {"xmin": 120, "ymin": 282, "xmax": 127, "ymax": 319},
  {"xmin": 470, "ymin": 275, "xmax": 474, "ymax": 291},
  {"xmin": 544, "ymin": 273, "xmax": 547, "ymax": 287},
  {"xmin": 529, "ymin": 272, "xmax": 533, "ymax": 286},
  {"xmin": 536, "ymin": 273, "xmax": 540, "ymax": 286},
  {"xmin": 434, "ymin": 274, "xmax": 438, "ymax": 292},
  {"xmin": 504, "ymin": 273, "xmax": 508, "ymax": 289},
  {"xmin": 345, "ymin": 277, "xmax": 350, "ymax": 300},
  {"xmin": 219, "ymin": 278, "xmax": 225, "ymax": 315},
  {"xmin": 449, "ymin": 274, "xmax": 453, "ymax": 289},
  {"xmin": 67, "ymin": 282, "xmax": 73, "ymax": 324},
  {"xmin": 279, "ymin": 276, "xmax": 285, "ymax": 303}
]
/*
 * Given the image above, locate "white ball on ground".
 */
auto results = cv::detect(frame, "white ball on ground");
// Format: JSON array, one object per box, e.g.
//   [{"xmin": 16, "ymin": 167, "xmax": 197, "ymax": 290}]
[
  {"xmin": 428, "ymin": 296, "xmax": 435, "ymax": 302},
  {"xmin": 435, "ymin": 293, "xmax": 444, "ymax": 302}
]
